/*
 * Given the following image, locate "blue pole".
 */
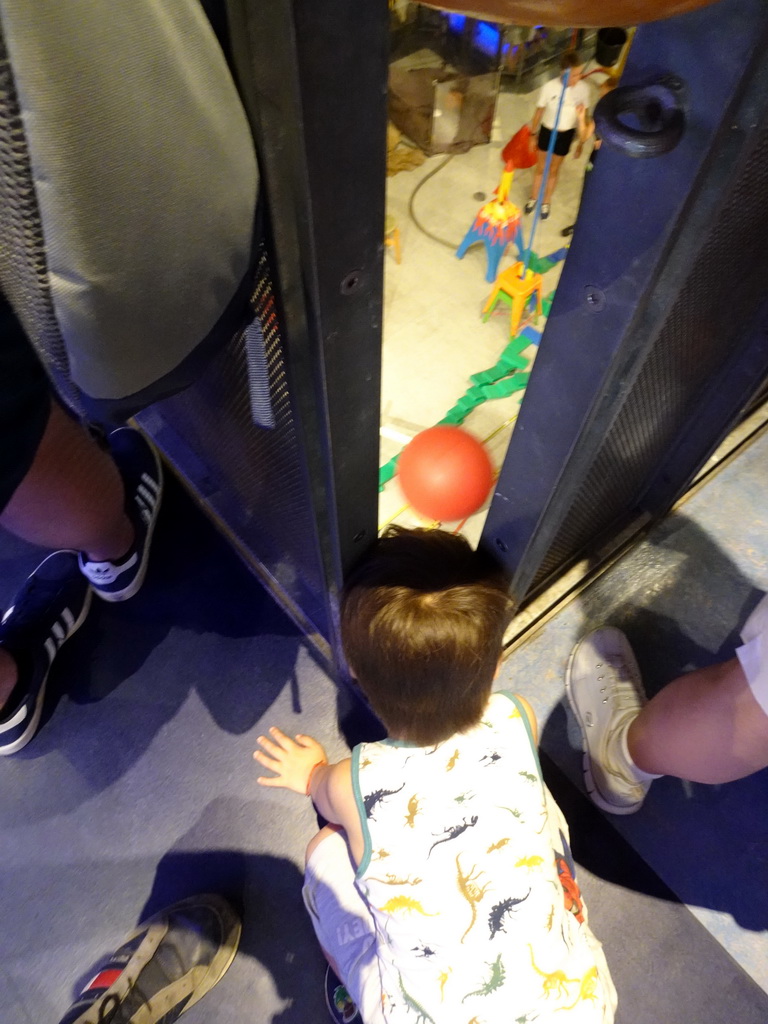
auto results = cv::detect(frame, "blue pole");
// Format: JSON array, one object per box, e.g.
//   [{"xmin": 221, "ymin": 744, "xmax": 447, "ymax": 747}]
[{"xmin": 523, "ymin": 69, "xmax": 570, "ymax": 276}]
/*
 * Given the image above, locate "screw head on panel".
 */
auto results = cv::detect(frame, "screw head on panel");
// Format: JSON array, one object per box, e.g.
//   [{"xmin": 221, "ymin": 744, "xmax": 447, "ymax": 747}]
[{"xmin": 585, "ymin": 287, "xmax": 606, "ymax": 311}]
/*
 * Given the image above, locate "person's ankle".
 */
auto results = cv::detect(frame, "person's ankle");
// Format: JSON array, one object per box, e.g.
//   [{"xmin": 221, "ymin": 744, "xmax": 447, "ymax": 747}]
[
  {"xmin": 84, "ymin": 516, "xmax": 135, "ymax": 563},
  {"xmin": 620, "ymin": 719, "xmax": 663, "ymax": 783}
]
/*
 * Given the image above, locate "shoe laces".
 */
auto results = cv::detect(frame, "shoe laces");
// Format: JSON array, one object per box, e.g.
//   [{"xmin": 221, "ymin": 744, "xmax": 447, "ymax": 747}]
[
  {"xmin": 594, "ymin": 655, "xmax": 641, "ymax": 715},
  {"xmin": 84, "ymin": 994, "xmax": 120, "ymax": 1024},
  {"xmin": 87, "ymin": 982, "xmax": 151, "ymax": 1024},
  {"xmin": 594, "ymin": 657, "xmax": 645, "ymax": 793}
]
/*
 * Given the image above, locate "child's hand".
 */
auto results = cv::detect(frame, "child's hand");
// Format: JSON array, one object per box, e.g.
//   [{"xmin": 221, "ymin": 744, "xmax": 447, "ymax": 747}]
[{"xmin": 253, "ymin": 726, "xmax": 328, "ymax": 795}]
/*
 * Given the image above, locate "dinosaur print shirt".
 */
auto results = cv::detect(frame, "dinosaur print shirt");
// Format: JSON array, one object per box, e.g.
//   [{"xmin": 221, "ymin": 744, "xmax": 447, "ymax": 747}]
[{"xmin": 352, "ymin": 692, "xmax": 616, "ymax": 1023}]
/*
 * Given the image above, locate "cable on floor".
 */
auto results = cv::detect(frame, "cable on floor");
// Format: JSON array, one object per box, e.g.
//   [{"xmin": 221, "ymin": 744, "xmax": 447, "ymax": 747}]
[{"xmin": 407, "ymin": 155, "xmax": 462, "ymax": 250}]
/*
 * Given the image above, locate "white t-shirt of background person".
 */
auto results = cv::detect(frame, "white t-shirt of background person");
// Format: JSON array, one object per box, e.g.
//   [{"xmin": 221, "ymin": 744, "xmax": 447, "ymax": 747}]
[{"xmin": 537, "ymin": 76, "xmax": 590, "ymax": 132}]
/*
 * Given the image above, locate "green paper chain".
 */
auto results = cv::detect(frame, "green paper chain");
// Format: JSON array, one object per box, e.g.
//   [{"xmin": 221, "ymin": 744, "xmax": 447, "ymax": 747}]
[{"xmin": 378, "ymin": 335, "xmax": 532, "ymax": 490}]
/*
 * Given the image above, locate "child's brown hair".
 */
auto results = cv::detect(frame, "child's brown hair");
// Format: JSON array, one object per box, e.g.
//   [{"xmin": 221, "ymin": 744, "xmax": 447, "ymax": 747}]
[
  {"xmin": 340, "ymin": 527, "xmax": 513, "ymax": 746},
  {"xmin": 559, "ymin": 50, "xmax": 581, "ymax": 70}
]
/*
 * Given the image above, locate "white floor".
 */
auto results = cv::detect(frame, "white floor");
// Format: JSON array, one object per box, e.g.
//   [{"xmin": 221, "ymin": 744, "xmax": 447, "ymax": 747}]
[{"xmin": 379, "ymin": 85, "xmax": 600, "ymax": 543}]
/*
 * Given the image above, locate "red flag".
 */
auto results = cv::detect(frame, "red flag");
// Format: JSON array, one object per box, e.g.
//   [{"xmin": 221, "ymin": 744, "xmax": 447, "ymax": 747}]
[{"xmin": 502, "ymin": 124, "xmax": 537, "ymax": 169}]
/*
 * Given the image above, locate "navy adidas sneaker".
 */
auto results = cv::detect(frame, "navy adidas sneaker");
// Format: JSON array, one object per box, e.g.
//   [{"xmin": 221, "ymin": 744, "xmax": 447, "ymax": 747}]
[
  {"xmin": 0, "ymin": 550, "xmax": 92, "ymax": 755},
  {"xmin": 79, "ymin": 428, "xmax": 163, "ymax": 602},
  {"xmin": 57, "ymin": 894, "xmax": 241, "ymax": 1024},
  {"xmin": 325, "ymin": 965, "xmax": 361, "ymax": 1023}
]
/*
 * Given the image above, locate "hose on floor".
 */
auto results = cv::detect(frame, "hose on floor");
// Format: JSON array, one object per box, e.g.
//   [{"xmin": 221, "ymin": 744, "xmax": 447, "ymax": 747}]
[{"xmin": 407, "ymin": 154, "xmax": 462, "ymax": 251}]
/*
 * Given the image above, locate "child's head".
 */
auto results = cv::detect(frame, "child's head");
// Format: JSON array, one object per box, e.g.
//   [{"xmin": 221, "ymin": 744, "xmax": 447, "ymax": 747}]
[
  {"xmin": 560, "ymin": 50, "xmax": 582, "ymax": 71},
  {"xmin": 340, "ymin": 527, "xmax": 513, "ymax": 746},
  {"xmin": 559, "ymin": 50, "xmax": 584, "ymax": 84}
]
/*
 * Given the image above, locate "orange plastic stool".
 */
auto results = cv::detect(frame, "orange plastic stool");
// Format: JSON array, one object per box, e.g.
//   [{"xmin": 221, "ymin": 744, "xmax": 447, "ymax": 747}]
[
  {"xmin": 384, "ymin": 214, "xmax": 401, "ymax": 264},
  {"xmin": 482, "ymin": 261, "xmax": 543, "ymax": 339}
]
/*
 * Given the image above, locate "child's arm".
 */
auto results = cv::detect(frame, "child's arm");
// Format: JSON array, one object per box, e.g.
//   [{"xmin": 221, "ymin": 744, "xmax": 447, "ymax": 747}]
[
  {"xmin": 253, "ymin": 727, "xmax": 363, "ymax": 856},
  {"xmin": 574, "ymin": 104, "xmax": 592, "ymax": 158}
]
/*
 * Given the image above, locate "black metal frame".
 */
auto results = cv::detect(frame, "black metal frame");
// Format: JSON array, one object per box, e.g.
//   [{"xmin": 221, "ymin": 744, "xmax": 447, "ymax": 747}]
[
  {"xmin": 223, "ymin": 0, "xmax": 388, "ymax": 658},
  {"xmin": 141, "ymin": 0, "xmax": 387, "ymax": 673},
  {"xmin": 146, "ymin": 0, "xmax": 768, "ymax": 672},
  {"xmin": 482, "ymin": 0, "xmax": 768, "ymax": 604},
  {"xmin": 229, "ymin": 4, "xmax": 387, "ymax": 527}
]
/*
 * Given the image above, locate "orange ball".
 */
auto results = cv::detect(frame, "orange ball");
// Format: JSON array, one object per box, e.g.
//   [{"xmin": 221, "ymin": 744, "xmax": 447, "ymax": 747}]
[{"xmin": 397, "ymin": 425, "xmax": 494, "ymax": 522}]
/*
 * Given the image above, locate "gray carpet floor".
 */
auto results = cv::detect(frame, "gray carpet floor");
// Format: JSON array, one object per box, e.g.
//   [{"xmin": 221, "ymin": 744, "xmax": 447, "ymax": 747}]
[{"xmin": 2, "ymin": 442, "xmax": 767, "ymax": 1023}]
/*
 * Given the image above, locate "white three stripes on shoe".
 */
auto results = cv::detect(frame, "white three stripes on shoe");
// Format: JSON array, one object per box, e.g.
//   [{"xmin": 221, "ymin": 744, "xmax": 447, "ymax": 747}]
[
  {"xmin": 43, "ymin": 608, "xmax": 75, "ymax": 663},
  {"xmin": 138, "ymin": 483, "xmax": 156, "ymax": 506},
  {"xmin": 0, "ymin": 607, "xmax": 76, "ymax": 732},
  {"xmin": 136, "ymin": 473, "xmax": 159, "ymax": 527},
  {"xmin": 139, "ymin": 472, "xmax": 159, "ymax": 498}
]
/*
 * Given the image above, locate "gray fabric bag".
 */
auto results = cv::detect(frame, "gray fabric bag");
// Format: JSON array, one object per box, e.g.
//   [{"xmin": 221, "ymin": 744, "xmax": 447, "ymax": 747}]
[{"xmin": 0, "ymin": 0, "xmax": 260, "ymax": 420}]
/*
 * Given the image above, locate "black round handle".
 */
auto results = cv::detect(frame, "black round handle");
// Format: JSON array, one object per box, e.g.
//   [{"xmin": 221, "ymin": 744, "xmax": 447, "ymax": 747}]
[{"xmin": 594, "ymin": 76, "xmax": 686, "ymax": 158}]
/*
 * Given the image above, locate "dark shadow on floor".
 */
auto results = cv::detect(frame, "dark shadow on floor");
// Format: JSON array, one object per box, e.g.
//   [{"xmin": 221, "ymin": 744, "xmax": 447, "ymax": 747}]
[
  {"xmin": 0, "ymin": 473, "xmax": 318, "ymax": 821},
  {"xmin": 540, "ymin": 513, "xmax": 768, "ymax": 932},
  {"xmin": 137, "ymin": 849, "xmax": 323, "ymax": 1024},
  {"xmin": 541, "ymin": 750, "xmax": 768, "ymax": 1024}
]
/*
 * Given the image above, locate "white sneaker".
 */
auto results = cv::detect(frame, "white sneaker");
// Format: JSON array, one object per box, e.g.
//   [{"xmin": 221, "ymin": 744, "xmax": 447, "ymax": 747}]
[{"xmin": 566, "ymin": 626, "xmax": 649, "ymax": 815}]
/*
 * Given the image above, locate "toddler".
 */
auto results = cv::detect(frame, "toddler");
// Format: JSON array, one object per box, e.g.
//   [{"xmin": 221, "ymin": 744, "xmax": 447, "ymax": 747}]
[{"xmin": 255, "ymin": 527, "xmax": 616, "ymax": 1023}]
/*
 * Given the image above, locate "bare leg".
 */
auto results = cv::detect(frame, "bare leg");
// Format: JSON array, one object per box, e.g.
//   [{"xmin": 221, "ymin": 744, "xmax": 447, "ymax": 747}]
[
  {"xmin": 530, "ymin": 149, "xmax": 546, "ymax": 202},
  {"xmin": 543, "ymin": 153, "xmax": 565, "ymax": 204},
  {"xmin": 628, "ymin": 657, "xmax": 768, "ymax": 783},
  {"xmin": 0, "ymin": 401, "xmax": 133, "ymax": 561}
]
